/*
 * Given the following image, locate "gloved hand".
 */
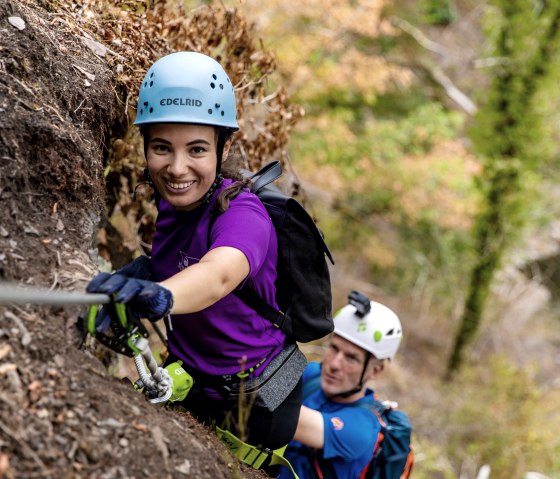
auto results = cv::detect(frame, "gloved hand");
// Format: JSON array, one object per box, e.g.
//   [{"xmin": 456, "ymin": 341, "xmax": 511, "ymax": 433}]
[
  {"xmin": 88, "ymin": 255, "xmax": 153, "ymax": 293},
  {"xmin": 119, "ymin": 255, "xmax": 153, "ymax": 278},
  {"xmin": 87, "ymin": 275, "xmax": 173, "ymax": 321}
]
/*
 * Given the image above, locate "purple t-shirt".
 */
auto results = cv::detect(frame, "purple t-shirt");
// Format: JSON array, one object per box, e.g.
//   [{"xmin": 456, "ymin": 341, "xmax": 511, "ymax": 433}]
[{"xmin": 151, "ymin": 179, "xmax": 286, "ymax": 379}]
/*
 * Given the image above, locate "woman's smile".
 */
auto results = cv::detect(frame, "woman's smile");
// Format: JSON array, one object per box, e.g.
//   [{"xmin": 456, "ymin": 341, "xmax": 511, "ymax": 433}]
[
  {"xmin": 165, "ymin": 179, "xmax": 196, "ymax": 191},
  {"xmin": 145, "ymin": 123, "xmax": 226, "ymax": 210}
]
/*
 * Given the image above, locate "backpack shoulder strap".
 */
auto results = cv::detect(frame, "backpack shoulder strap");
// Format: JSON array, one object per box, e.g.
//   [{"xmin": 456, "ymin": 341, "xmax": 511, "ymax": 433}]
[
  {"xmin": 364, "ymin": 397, "xmax": 414, "ymax": 479},
  {"xmin": 250, "ymin": 160, "xmax": 282, "ymax": 194},
  {"xmin": 206, "ymin": 162, "xmax": 287, "ymax": 330},
  {"xmin": 234, "ymin": 287, "xmax": 286, "ymax": 329}
]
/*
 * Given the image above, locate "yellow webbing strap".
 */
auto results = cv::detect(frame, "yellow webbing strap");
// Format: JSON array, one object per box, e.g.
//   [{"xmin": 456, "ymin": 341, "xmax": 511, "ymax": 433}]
[{"xmin": 215, "ymin": 426, "xmax": 299, "ymax": 479}]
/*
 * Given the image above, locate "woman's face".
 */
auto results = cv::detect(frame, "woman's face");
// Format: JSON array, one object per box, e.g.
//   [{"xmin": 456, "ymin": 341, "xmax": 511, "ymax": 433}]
[{"xmin": 145, "ymin": 123, "xmax": 229, "ymax": 211}]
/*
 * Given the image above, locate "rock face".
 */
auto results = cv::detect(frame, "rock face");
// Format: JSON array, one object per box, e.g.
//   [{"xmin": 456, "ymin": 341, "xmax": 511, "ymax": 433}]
[{"xmin": 0, "ymin": 2, "xmax": 266, "ymax": 478}]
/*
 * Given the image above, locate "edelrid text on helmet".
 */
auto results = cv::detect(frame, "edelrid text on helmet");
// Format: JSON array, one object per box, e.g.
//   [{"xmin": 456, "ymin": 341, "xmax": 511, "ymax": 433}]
[
  {"xmin": 134, "ymin": 51, "xmax": 239, "ymax": 130},
  {"xmin": 334, "ymin": 293, "xmax": 403, "ymax": 360}
]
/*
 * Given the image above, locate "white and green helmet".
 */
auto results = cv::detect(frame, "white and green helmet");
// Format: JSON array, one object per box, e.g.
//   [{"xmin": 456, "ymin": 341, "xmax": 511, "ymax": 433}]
[{"xmin": 334, "ymin": 298, "xmax": 403, "ymax": 360}]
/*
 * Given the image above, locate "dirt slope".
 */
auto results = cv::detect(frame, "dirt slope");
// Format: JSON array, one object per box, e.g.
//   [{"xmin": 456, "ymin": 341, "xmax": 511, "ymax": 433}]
[{"xmin": 0, "ymin": 1, "xmax": 266, "ymax": 478}]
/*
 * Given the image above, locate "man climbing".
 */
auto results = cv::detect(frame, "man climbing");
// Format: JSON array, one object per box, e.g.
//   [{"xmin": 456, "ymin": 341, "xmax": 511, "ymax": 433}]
[{"xmin": 278, "ymin": 290, "xmax": 413, "ymax": 479}]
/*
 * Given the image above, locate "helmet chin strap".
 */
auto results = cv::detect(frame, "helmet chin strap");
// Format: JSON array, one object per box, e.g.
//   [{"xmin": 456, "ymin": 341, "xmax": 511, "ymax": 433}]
[
  {"xmin": 198, "ymin": 173, "xmax": 223, "ymax": 204},
  {"xmin": 322, "ymin": 352, "xmax": 371, "ymax": 400}
]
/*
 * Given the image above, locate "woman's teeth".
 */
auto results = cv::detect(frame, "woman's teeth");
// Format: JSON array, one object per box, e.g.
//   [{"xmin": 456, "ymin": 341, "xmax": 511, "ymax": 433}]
[{"xmin": 167, "ymin": 180, "xmax": 194, "ymax": 190}]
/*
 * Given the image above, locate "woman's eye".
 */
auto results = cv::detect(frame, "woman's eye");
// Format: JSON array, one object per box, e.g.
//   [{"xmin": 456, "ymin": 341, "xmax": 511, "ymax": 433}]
[
  {"xmin": 191, "ymin": 146, "xmax": 207, "ymax": 154},
  {"xmin": 152, "ymin": 144, "xmax": 169, "ymax": 153}
]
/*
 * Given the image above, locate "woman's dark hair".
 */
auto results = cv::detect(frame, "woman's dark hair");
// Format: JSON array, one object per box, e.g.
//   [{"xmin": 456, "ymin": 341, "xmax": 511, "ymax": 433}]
[{"xmin": 215, "ymin": 135, "xmax": 252, "ymax": 214}]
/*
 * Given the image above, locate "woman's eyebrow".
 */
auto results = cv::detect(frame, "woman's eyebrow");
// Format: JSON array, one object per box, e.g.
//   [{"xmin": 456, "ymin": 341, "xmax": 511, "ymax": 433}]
[
  {"xmin": 186, "ymin": 139, "xmax": 211, "ymax": 146},
  {"xmin": 150, "ymin": 137, "xmax": 171, "ymax": 144},
  {"xmin": 150, "ymin": 137, "xmax": 211, "ymax": 146}
]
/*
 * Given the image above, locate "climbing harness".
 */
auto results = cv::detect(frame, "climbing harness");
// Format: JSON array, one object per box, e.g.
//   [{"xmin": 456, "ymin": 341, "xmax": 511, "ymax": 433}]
[{"xmin": 215, "ymin": 427, "xmax": 299, "ymax": 478}]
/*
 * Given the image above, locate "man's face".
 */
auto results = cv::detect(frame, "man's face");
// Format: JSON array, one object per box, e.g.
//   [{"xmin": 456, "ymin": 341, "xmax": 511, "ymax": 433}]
[{"xmin": 321, "ymin": 335, "xmax": 370, "ymax": 399}]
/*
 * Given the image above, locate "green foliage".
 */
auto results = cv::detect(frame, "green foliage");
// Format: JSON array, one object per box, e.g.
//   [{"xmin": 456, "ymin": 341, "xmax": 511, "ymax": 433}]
[
  {"xmin": 371, "ymin": 87, "xmax": 432, "ymax": 119},
  {"xmin": 295, "ymin": 101, "xmax": 462, "ymax": 170},
  {"xmin": 449, "ymin": 0, "xmax": 560, "ymax": 375},
  {"xmin": 353, "ymin": 32, "xmax": 394, "ymax": 53},
  {"xmin": 369, "ymin": 103, "xmax": 462, "ymax": 157},
  {"xmin": 421, "ymin": 0, "xmax": 457, "ymax": 26},
  {"xmin": 395, "ymin": 217, "xmax": 475, "ymax": 294},
  {"xmin": 442, "ymin": 357, "xmax": 560, "ymax": 478},
  {"xmin": 408, "ymin": 440, "xmax": 457, "ymax": 479},
  {"xmin": 293, "ymin": 99, "xmax": 477, "ymax": 298},
  {"xmin": 308, "ymin": 86, "xmax": 379, "ymax": 112}
]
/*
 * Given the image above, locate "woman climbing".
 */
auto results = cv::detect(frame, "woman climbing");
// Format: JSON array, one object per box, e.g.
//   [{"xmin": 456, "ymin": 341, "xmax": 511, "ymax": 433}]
[{"xmin": 87, "ymin": 51, "xmax": 305, "ymax": 456}]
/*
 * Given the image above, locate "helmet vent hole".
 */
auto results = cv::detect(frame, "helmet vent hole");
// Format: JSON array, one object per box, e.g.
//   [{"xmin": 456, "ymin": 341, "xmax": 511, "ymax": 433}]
[
  {"xmin": 210, "ymin": 82, "xmax": 216, "ymax": 89},
  {"xmin": 140, "ymin": 109, "xmax": 143, "ymax": 115},
  {"xmin": 387, "ymin": 329, "xmax": 394, "ymax": 336},
  {"xmin": 150, "ymin": 72, "xmax": 154, "ymax": 78},
  {"xmin": 215, "ymin": 103, "xmax": 220, "ymax": 108},
  {"xmin": 212, "ymin": 74, "xmax": 217, "ymax": 80},
  {"xmin": 208, "ymin": 109, "xmax": 213, "ymax": 114},
  {"xmin": 144, "ymin": 102, "xmax": 148, "ymax": 107},
  {"xmin": 144, "ymin": 82, "xmax": 147, "ymax": 88},
  {"xmin": 149, "ymin": 81, "xmax": 153, "ymax": 87},
  {"xmin": 219, "ymin": 84, "xmax": 224, "ymax": 90},
  {"xmin": 221, "ymin": 111, "xmax": 225, "ymax": 116},
  {"xmin": 149, "ymin": 107, "xmax": 153, "ymax": 113}
]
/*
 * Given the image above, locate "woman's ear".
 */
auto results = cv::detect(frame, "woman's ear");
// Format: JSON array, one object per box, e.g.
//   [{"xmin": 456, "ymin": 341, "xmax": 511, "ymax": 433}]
[{"xmin": 221, "ymin": 138, "xmax": 233, "ymax": 163}]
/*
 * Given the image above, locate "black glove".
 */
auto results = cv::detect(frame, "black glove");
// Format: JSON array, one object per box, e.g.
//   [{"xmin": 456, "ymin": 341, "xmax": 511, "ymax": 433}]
[{"xmin": 87, "ymin": 275, "xmax": 173, "ymax": 322}]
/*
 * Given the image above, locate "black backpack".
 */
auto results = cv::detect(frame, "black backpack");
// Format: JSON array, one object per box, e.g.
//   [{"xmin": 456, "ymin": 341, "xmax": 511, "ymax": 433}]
[{"xmin": 212, "ymin": 160, "xmax": 335, "ymax": 343}]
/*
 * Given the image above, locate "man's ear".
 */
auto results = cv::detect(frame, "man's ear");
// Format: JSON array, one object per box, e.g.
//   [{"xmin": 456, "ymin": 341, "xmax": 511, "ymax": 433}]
[
  {"xmin": 365, "ymin": 359, "xmax": 384, "ymax": 381},
  {"xmin": 373, "ymin": 361, "xmax": 385, "ymax": 375}
]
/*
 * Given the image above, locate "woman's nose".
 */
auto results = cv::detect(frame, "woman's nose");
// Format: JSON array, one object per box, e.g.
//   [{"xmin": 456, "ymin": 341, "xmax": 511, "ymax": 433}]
[{"xmin": 167, "ymin": 151, "xmax": 189, "ymax": 176}]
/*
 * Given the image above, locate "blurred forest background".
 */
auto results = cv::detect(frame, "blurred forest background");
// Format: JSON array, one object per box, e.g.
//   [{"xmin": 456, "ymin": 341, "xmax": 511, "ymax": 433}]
[{"xmin": 94, "ymin": 0, "xmax": 560, "ymax": 478}]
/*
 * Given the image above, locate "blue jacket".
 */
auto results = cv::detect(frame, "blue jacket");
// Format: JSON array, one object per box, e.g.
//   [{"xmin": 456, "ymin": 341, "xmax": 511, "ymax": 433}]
[{"xmin": 279, "ymin": 362, "xmax": 381, "ymax": 479}]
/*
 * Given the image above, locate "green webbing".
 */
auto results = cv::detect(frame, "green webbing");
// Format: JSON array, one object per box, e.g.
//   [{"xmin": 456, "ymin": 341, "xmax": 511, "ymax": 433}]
[{"xmin": 215, "ymin": 426, "xmax": 299, "ymax": 479}]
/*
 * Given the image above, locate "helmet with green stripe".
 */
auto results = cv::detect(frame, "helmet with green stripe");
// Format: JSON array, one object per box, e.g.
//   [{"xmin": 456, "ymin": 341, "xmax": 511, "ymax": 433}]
[{"xmin": 334, "ymin": 291, "xmax": 403, "ymax": 360}]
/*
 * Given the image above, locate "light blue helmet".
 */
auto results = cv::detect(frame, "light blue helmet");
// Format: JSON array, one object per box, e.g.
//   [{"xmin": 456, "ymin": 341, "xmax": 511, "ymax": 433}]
[{"xmin": 134, "ymin": 51, "xmax": 239, "ymax": 130}]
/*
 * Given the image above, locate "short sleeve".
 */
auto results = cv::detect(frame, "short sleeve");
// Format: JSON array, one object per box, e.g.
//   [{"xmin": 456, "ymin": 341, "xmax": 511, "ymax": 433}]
[
  {"xmin": 209, "ymin": 192, "xmax": 273, "ymax": 277},
  {"xmin": 321, "ymin": 407, "xmax": 380, "ymax": 461}
]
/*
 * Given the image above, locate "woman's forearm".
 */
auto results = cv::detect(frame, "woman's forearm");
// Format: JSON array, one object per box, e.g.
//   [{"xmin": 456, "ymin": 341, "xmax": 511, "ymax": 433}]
[{"xmin": 161, "ymin": 246, "xmax": 250, "ymax": 314}]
